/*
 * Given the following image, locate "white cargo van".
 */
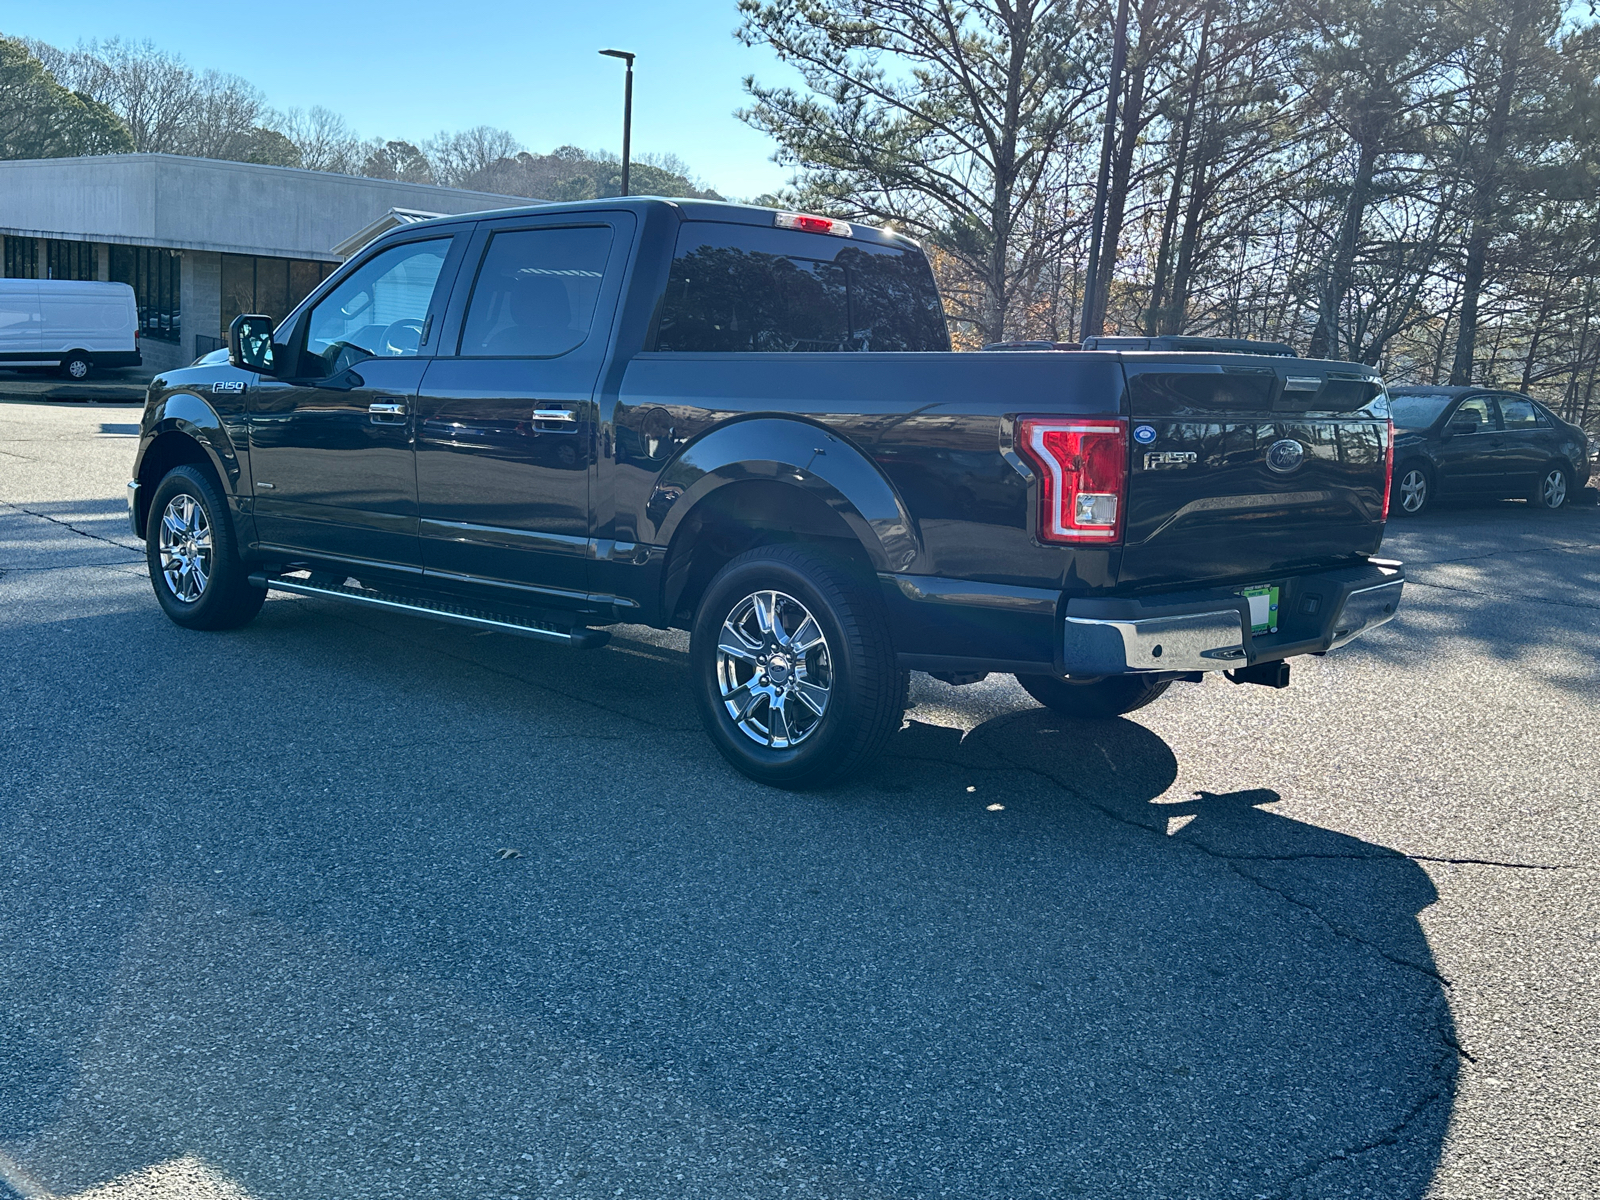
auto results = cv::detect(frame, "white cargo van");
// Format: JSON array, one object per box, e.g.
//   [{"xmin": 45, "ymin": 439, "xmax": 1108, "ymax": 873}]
[{"xmin": 0, "ymin": 279, "xmax": 142, "ymax": 380}]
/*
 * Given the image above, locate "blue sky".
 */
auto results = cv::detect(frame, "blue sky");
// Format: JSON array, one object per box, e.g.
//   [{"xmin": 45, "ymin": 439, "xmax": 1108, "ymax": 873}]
[{"xmin": 11, "ymin": 1, "xmax": 798, "ymax": 198}]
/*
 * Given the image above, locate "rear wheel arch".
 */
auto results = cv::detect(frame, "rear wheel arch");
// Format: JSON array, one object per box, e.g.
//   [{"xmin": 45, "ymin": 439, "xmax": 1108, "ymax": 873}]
[
  {"xmin": 661, "ymin": 479, "xmax": 878, "ymax": 627},
  {"xmin": 646, "ymin": 418, "xmax": 920, "ymax": 568}
]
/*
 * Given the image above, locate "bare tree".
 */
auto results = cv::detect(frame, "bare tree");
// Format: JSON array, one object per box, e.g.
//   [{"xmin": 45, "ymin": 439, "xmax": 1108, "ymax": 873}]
[
  {"xmin": 424, "ymin": 125, "xmax": 523, "ymax": 188},
  {"xmin": 738, "ymin": 0, "xmax": 1101, "ymax": 343},
  {"xmin": 275, "ymin": 106, "xmax": 367, "ymax": 173}
]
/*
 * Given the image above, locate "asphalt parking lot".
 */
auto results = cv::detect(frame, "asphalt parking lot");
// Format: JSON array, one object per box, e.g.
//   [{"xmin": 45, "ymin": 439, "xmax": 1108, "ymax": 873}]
[{"xmin": 2, "ymin": 398, "xmax": 1596, "ymax": 1200}]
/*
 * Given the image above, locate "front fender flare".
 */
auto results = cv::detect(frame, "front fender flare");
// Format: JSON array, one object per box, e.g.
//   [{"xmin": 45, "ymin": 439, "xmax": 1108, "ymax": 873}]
[
  {"xmin": 647, "ymin": 417, "xmax": 921, "ymax": 572},
  {"xmin": 132, "ymin": 392, "xmax": 245, "ymax": 536},
  {"xmin": 141, "ymin": 392, "xmax": 242, "ymax": 490}
]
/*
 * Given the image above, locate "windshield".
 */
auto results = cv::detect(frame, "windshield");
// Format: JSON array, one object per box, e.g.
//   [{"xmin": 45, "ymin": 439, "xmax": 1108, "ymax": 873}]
[{"xmin": 1389, "ymin": 394, "xmax": 1453, "ymax": 431}]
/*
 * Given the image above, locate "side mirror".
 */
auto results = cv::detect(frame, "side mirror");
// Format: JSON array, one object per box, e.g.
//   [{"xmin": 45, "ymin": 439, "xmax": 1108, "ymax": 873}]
[
  {"xmin": 1446, "ymin": 418, "xmax": 1477, "ymax": 437},
  {"xmin": 228, "ymin": 314, "xmax": 276, "ymax": 373}
]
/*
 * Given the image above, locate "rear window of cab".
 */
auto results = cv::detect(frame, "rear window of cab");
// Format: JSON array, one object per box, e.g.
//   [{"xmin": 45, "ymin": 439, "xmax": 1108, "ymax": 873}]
[{"xmin": 654, "ymin": 221, "xmax": 949, "ymax": 354}]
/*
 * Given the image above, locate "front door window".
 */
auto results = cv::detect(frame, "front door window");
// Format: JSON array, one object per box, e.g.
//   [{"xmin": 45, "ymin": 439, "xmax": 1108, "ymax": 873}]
[{"xmin": 305, "ymin": 239, "xmax": 450, "ymax": 375}]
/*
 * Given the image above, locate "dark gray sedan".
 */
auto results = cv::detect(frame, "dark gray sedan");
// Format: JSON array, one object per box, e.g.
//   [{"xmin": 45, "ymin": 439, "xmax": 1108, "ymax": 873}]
[{"xmin": 1388, "ymin": 386, "xmax": 1592, "ymax": 516}]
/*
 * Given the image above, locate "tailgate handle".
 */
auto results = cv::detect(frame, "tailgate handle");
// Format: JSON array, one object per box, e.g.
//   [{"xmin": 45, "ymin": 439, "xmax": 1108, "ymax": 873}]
[{"xmin": 1283, "ymin": 376, "xmax": 1322, "ymax": 392}]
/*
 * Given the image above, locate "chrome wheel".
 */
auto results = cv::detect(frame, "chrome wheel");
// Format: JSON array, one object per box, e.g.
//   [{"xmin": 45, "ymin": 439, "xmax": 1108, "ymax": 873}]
[
  {"xmin": 1398, "ymin": 468, "xmax": 1428, "ymax": 514},
  {"xmin": 715, "ymin": 589, "xmax": 832, "ymax": 748},
  {"xmin": 1539, "ymin": 468, "xmax": 1568, "ymax": 509},
  {"xmin": 157, "ymin": 494, "xmax": 212, "ymax": 603}
]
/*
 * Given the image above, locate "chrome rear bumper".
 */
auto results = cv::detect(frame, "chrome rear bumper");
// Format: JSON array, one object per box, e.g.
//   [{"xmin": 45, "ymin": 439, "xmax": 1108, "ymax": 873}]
[{"xmin": 1061, "ymin": 564, "xmax": 1404, "ymax": 675}]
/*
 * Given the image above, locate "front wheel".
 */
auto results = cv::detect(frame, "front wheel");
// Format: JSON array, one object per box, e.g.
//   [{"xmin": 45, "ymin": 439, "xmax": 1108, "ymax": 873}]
[
  {"xmin": 145, "ymin": 464, "xmax": 265, "ymax": 630},
  {"xmin": 1015, "ymin": 673, "xmax": 1171, "ymax": 719},
  {"xmin": 1531, "ymin": 463, "xmax": 1570, "ymax": 510},
  {"xmin": 690, "ymin": 546, "xmax": 907, "ymax": 789}
]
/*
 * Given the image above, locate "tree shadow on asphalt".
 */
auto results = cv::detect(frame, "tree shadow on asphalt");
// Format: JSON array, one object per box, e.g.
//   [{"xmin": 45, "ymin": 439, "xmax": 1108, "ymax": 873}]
[
  {"xmin": 0, "ymin": 606, "xmax": 1457, "ymax": 1200},
  {"xmin": 1345, "ymin": 499, "xmax": 1600, "ymax": 695}
]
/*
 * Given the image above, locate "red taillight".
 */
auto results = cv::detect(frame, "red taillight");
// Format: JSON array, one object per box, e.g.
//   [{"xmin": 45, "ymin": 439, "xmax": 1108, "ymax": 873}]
[
  {"xmin": 774, "ymin": 211, "xmax": 853, "ymax": 237},
  {"xmin": 1381, "ymin": 417, "xmax": 1394, "ymax": 521},
  {"xmin": 1017, "ymin": 417, "xmax": 1128, "ymax": 543}
]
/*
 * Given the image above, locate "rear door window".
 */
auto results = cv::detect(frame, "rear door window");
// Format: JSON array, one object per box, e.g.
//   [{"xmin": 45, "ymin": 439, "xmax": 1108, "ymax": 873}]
[
  {"xmin": 655, "ymin": 222, "xmax": 948, "ymax": 353},
  {"xmin": 1497, "ymin": 396, "xmax": 1539, "ymax": 429},
  {"xmin": 458, "ymin": 225, "xmax": 614, "ymax": 357}
]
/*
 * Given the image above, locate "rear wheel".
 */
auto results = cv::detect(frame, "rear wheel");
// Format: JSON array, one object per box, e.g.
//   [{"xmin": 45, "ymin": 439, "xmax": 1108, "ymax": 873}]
[
  {"xmin": 145, "ymin": 464, "xmax": 265, "ymax": 630},
  {"xmin": 1015, "ymin": 673, "xmax": 1171, "ymax": 719},
  {"xmin": 690, "ymin": 546, "xmax": 907, "ymax": 789},
  {"xmin": 1394, "ymin": 463, "xmax": 1432, "ymax": 516},
  {"xmin": 1531, "ymin": 463, "xmax": 1570, "ymax": 510},
  {"xmin": 60, "ymin": 352, "xmax": 92, "ymax": 381}
]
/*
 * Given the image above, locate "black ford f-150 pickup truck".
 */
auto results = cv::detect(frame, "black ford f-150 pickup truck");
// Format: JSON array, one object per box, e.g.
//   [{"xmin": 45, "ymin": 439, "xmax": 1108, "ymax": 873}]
[{"xmin": 129, "ymin": 198, "xmax": 1402, "ymax": 786}]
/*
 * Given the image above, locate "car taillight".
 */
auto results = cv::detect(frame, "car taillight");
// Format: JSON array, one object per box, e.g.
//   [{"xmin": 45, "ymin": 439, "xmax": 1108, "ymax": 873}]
[
  {"xmin": 1017, "ymin": 417, "xmax": 1128, "ymax": 543},
  {"xmin": 1381, "ymin": 417, "xmax": 1394, "ymax": 521}
]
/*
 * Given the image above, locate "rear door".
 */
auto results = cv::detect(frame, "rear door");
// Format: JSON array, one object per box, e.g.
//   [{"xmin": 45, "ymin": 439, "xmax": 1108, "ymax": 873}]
[
  {"xmin": 412, "ymin": 212, "xmax": 631, "ymax": 603},
  {"xmin": 1491, "ymin": 394, "xmax": 1549, "ymax": 493},
  {"xmin": 1118, "ymin": 359, "xmax": 1389, "ymax": 589}
]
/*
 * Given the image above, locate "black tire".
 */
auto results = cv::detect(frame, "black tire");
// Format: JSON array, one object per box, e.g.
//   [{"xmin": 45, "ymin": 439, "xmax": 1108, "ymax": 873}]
[
  {"xmin": 60, "ymin": 352, "xmax": 92, "ymax": 381},
  {"xmin": 1393, "ymin": 462, "xmax": 1432, "ymax": 517},
  {"xmin": 145, "ymin": 464, "xmax": 265, "ymax": 630},
  {"xmin": 1015, "ymin": 673, "xmax": 1172, "ymax": 719},
  {"xmin": 1530, "ymin": 462, "xmax": 1571, "ymax": 511},
  {"xmin": 690, "ymin": 546, "xmax": 908, "ymax": 789}
]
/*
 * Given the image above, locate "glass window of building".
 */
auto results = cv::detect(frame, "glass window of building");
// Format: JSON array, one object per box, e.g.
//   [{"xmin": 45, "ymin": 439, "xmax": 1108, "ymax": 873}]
[
  {"xmin": 110, "ymin": 246, "xmax": 180, "ymax": 342},
  {"xmin": 45, "ymin": 240, "xmax": 97, "ymax": 281},
  {"xmin": 3, "ymin": 236, "xmax": 38, "ymax": 279},
  {"xmin": 221, "ymin": 254, "xmax": 336, "ymax": 339}
]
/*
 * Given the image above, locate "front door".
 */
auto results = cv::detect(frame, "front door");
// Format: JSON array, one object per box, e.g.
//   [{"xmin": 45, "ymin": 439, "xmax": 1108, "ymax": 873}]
[
  {"xmin": 1434, "ymin": 394, "xmax": 1504, "ymax": 495},
  {"xmin": 413, "ymin": 216, "xmax": 630, "ymax": 605},
  {"xmin": 249, "ymin": 235, "xmax": 462, "ymax": 573}
]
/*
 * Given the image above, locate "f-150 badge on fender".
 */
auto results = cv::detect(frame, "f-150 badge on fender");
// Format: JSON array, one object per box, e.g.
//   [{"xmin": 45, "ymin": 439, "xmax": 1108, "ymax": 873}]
[{"xmin": 1144, "ymin": 451, "xmax": 1197, "ymax": 469}]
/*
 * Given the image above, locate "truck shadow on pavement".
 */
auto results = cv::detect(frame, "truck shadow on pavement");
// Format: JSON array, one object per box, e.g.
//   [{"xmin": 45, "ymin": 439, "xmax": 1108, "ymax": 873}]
[{"xmin": 0, "ymin": 607, "xmax": 1457, "ymax": 1200}]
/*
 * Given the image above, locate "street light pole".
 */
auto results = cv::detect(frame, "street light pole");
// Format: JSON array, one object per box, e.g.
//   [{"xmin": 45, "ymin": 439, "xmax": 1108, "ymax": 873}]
[{"xmin": 599, "ymin": 49, "xmax": 635, "ymax": 197}]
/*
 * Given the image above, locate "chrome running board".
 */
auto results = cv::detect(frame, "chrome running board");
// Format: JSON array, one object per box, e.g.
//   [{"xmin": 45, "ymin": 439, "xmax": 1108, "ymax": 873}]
[{"xmin": 249, "ymin": 573, "xmax": 611, "ymax": 649}]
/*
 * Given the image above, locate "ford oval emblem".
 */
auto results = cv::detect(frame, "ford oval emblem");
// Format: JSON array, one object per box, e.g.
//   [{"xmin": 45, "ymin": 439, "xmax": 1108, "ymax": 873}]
[
  {"xmin": 1266, "ymin": 438, "xmax": 1305, "ymax": 474},
  {"xmin": 1133, "ymin": 424, "xmax": 1157, "ymax": 444}
]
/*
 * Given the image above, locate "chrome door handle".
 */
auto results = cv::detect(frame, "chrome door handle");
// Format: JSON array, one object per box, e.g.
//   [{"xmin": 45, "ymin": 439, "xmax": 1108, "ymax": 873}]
[
  {"xmin": 532, "ymin": 407, "xmax": 576, "ymax": 422},
  {"xmin": 369, "ymin": 401, "xmax": 406, "ymax": 425}
]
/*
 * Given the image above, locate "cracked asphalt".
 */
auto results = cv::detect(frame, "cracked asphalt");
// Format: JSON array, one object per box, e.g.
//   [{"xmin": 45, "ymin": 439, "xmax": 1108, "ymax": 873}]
[{"xmin": 2, "ymin": 398, "xmax": 1596, "ymax": 1200}]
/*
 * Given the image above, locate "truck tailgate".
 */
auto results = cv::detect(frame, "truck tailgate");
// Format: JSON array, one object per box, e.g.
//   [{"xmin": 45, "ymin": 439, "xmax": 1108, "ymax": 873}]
[{"xmin": 1118, "ymin": 358, "xmax": 1390, "ymax": 589}]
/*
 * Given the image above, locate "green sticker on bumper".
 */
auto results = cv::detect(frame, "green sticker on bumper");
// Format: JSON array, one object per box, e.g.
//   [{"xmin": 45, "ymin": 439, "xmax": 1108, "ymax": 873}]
[{"xmin": 1241, "ymin": 585, "xmax": 1280, "ymax": 634}]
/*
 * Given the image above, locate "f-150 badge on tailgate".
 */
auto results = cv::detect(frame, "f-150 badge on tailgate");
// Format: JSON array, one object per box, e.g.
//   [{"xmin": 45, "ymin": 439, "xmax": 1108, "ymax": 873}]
[{"xmin": 1144, "ymin": 451, "xmax": 1197, "ymax": 469}]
